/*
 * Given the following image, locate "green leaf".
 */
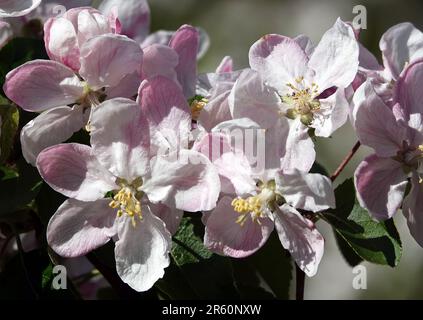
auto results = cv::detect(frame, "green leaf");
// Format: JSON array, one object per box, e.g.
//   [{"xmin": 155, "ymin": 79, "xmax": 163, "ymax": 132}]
[
  {"xmin": 0, "ymin": 159, "xmax": 42, "ymax": 218},
  {"xmin": 163, "ymin": 215, "xmax": 239, "ymax": 299},
  {"xmin": 232, "ymin": 232, "xmax": 292, "ymax": 299},
  {"xmin": 41, "ymin": 263, "xmax": 54, "ymax": 289},
  {"xmin": 0, "ymin": 103, "xmax": 19, "ymax": 163},
  {"xmin": 321, "ymin": 178, "xmax": 402, "ymax": 267}
]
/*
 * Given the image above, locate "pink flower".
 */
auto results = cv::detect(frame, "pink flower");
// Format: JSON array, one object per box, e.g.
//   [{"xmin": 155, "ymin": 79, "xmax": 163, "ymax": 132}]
[
  {"xmin": 354, "ymin": 60, "xmax": 423, "ymax": 247},
  {"xmin": 36, "ymin": 76, "xmax": 220, "ymax": 291},
  {"xmin": 230, "ymin": 18, "xmax": 358, "ymax": 138},
  {"xmin": 193, "ymin": 132, "xmax": 335, "ymax": 276},
  {"xmin": 0, "ymin": 0, "xmax": 41, "ymax": 18},
  {"xmin": 4, "ymin": 10, "xmax": 144, "ymax": 165}
]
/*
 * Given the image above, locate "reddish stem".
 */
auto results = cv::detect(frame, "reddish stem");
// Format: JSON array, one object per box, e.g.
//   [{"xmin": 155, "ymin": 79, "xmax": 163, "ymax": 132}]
[{"xmin": 330, "ymin": 141, "xmax": 361, "ymax": 182}]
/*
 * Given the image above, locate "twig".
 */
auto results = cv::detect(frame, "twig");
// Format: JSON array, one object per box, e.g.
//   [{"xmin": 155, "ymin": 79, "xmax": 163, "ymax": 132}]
[
  {"xmin": 295, "ymin": 265, "xmax": 305, "ymax": 300},
  {"xmin": 330, "ymin": 141, "xmax": 361, "ymax": 182}
]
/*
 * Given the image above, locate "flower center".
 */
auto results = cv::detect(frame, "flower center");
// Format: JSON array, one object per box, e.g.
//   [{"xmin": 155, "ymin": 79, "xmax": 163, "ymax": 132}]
[
  {"xmin": 189, "ymin": 95, "xmax": 209, "ymax": 120},
  {"xmin": 231, "ymin": 180, "xmax": 278, "ymax": 226},
  {"xmin": 282, "ymin": 77, "xmax": 320, "ymax": 125},
  {"xmin": 108, "ymin": 178, "xmax": 143, "ymax": 227}
]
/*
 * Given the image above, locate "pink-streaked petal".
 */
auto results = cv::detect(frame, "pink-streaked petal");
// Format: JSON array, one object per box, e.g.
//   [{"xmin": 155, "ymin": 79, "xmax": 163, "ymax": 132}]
[
  {"xmin": 142, "ymin": 44, "xmax": 178, "ymax": 81},
  {"xmin": 309, "ymin": 18, "xmax": 359, "ymax": 91},
  {"xmin": 115, "ymin": 206, "xmax": 171, "ymax": 292},
  {"xmin": 354, "ymin": 80, "xmax": 408, "ymax": 157},
  {"xmin": 148, "ymin": 202, "xmax": 183, "ymax": 236},
  {"xmin": 294, "ymin": 34, "xmax": 314, "ymax": 56},
  {"xmin": 79, "ymin": 34, "xmax": 143, "ymax": 90},
  {"xmin": 249, "ymin": 34, "xmax": 313, "ymax": 96},
  {"xmin": 3, "ymin": 60, "xmax": 84, "ymax": 112},
  {"xmin": 137, "ymin": 76, "xmax": 191, "ymax": 152},
  {"xmin": 216, "ymin": 56, "xmax": 233, "ymax": 74},
  {"xmin": 37, "ymin": 143, "xmax": 117, "ymax": 201},
  {"xmin": 380, "ymin": 22, "xmax": 423, "ymax": 80},
  {"xmin": 169, "ymin": 24, "xmax": 199, "ymax": 98},
  {"xmin": 312, "ymin": 88, "xmax": 349, "ymax": 138},
  {"xmin": 142, "ymin": 149, "xmax": 220, "ymax": 212},
  {"xmin": 0, "ymin": 0, "xmax": 41, "ymax": 17},
  {"xmin": 104, "ymin": 72, "xmax": 141, "ymax": 99},
  {"xmin": 276, "ymin": 169, "xmax": 335, "ymax": 212},
  {"xmin": 90, "ymin": 98, "xmax": 150, "ymax": 181},
  {"xmin": 99, "ymin": 0, "xmax": 150, "ymax": 43},
  {"xmin": 193, "ymin": 132, "xmax": 256, "ymax": 196},
  {"xmin": 47, "ymin": 199, "xmax": 116, "ymax": 258},
  {"xmin": 229, "ymin": 68, "xmax": 281, "ymax": 129},
  {"xmin": 395, "ymin": 59, "xmax": 423, "ymax": 129},
  {"xmin": 355, "ymin": 154, "xmax": 408, "ymax": 220},
  {"xmin": 197, "ymin": 90, "xmax": 232, "ymax": 132},
  {"xmin": 44, "ymin": 17, "xmax": 80, "ymax": 71},
  {"xmin": 403, "ymin": 173, "xmax": 423, "ymax": 247},
  {"xmin": 21, "ymin": 106, "xmax": 86, "ymax": 166},
  {"xmin": 77, "ymin": 9, "xmax": 112, "ymax": 45},
  {"xmin": 274, "ymin": 204, "xmax": 324, "ymax": 277},
  {"xmin": 204, "ymin": 197, "xmax": 274, "ymax": 258}
]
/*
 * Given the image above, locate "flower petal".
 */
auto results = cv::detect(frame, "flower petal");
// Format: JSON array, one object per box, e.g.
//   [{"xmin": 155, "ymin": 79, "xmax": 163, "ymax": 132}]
[
  {"xmin": 37, "ymin": 143, "xmax": 117, "ymax": 201},
  {"xmin": 312, "ymin": 88, "xmax": 349, "ymax": 138},
  {"xmin": 169, "ymin": 24, "xmax": 199, "ymax": 98},
  {"xmin": 148, "ymin": 202, "xmax": 183, "ymax": 235},
  {"xmin": 0, "ymin": 21, "xmax": 12, "ymax": 49},
  {"xmin": 216, "ymin": 56, "xmax": 233, "ymax": 74},
  {"xmin": 249, "ymin": 34, "xmax": 312, "ymax": 95},
  {"xmin": 90, "ymin": 98, "xmax": 150, "ymax": 181},
  {"xmin": 380, "ymin": 22, "xmax": 423, "ymax": 80},
  {"xmin": 79, "ymin": 34, "xmax": 143, "ymax": 90},
  {"xmin": 137, "ymin": 76, "xmax": 191, "ymax": 153},
  {"xmin": 21, "ymin": 106, "xmax": 86, "ymax": 166},
  {"xmin": 355, "ymin": 154, "xmax": 408, "ymax": 220},
  {"xmin": 354, "ymin": 80, "xmax": 408, "ymax": 157},
  {"xmin": 115, "ymin": 206, "xmax": 171, "ymax": 292},
  {"xmin": 141, "ymin": 44, "xmax": 178, "ymax": 81},
  {"xmin": 309, "ymin": 18, "xmax": 359, "ymax": 91},
  {"xmin": 229, "ymin": 68, "xmax": 281, "ymax": 129},
  {"xmin": 3, "ymin": 60, "xmax": 84, "ymax": 112},
  {"xmin": 44, "ymin": 17, "xmax": 80, "ymax": 71},
  {"xmin": 0, "ymin": 0, "xmax": 41, "ymax": 17},
  {"xmin": 142, "ymin": 149, "xmax": 220, "ymax": 212},
  {"xmin": 204, "ymin": 197, "xmax": 274, "ymax": 258},
  {"xmin": 276, "ymin": 169, "xmax": 335, "ymax": 212},
  {"xmin": 402, "ymin": 173, "xmax": 423, "ymax": 247},
  {"xmin": 98, "ymin": 0, "xmax": 150, "ymax": 43},
  {"xmin": 274, "ymin": 204, "xmax": 324, "ymax": 277},
  {"xmin": 47, "ymin": 198, "xmax": 116, "ymax": 258},
  {"xmin": 77, "ymin": 9, "xmax": 112, "ymax": 45}
]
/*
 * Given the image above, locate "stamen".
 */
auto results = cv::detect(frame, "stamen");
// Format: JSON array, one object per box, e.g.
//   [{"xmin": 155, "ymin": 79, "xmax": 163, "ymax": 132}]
[
  {"xmin": 190, "ymin": 98, "xmax": 209, "ymax": 120},
  {"xmin": 108, "ymin": 187, "xmax": 143, "ymax": 226}
]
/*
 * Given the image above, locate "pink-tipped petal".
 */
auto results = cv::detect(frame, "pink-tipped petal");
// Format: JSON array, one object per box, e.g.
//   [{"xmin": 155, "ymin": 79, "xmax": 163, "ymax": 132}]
[
  {"xmin": 249, "ymin": 34, "xmax": 312, "ymax": 96},
  {"xmin": 137, "ymin": 76, "xmax": 191, "ymax": 152},
  {"xmin": 90, "ymin": 98, "xmax": 150, "ymax": 181},
  {"xmin": 4, "ymin": 60, "xmax": 84, "ymax": 112},
  {"xmin": 204, "ymin": 197, "xmax": 274, "ymax": 258},
  {"xmin": 216, "ymin": 56, "xmax": 233, "ymax": 74},
  {"xmin": 79, "ymin": 34, "xmax": 143, "ymax": 90},
  {"xmin": 37, "ymin": 143, "xmax": 117, "ymax": 201},
  {"xmin": 169, "ymin": 24, "xmax": 199, "ymax": 98},
  {"xmin": 142, "ymin": 149, "xmax": 220, "ymax": 212}
]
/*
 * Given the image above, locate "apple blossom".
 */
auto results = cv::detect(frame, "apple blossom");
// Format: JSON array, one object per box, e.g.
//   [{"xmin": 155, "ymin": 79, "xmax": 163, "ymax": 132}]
[
  {"xmin": 194, "ymin": 133, "xmax": 335, "ymax": 276},
  {"xmin": 0, "ymin": 0, "xmax": 41, "ymax": 18},
  {"xmin": 36, "ymin": 77, "xmax": 220, "ymax": 291}
]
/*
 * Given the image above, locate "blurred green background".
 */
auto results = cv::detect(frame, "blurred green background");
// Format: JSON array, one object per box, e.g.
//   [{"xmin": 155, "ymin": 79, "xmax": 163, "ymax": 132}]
[{"xmin": 149, "ymin": 0, "xmax": 423, "ymax": 299}]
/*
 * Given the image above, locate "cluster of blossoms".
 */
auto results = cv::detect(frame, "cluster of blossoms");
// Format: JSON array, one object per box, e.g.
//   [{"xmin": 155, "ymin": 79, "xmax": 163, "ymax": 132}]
[{"xmin": 2, "ymin": 0, "xmax": 423, "ymax": 293}]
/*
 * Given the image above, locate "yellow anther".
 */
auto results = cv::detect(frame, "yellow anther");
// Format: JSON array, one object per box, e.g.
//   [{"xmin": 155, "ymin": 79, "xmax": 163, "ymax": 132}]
[
  {"xmin": 109, "ymin": 187, "xmax": 143, "ymax": 226},
  {"xmin": 190, "ymin": 98, "xmax": 209, "ymax": 120},
  {"xmin": 231, "ymin": 196, "xmax": 264, "ymax": 226}
]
